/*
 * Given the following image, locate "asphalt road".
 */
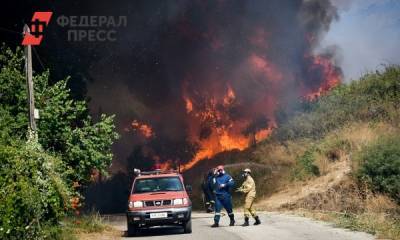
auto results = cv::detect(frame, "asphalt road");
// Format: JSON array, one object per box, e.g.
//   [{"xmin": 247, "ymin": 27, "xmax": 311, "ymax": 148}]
[{"xmin": 104, "ymin": 212, "xmax": 374, "ymax": 240}]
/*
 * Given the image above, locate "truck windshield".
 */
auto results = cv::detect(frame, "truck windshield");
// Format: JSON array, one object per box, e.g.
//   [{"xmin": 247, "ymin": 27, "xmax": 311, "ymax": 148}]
[{"xmin": 133, "ymin": 177, "xmax": 184, "ymax": 193}]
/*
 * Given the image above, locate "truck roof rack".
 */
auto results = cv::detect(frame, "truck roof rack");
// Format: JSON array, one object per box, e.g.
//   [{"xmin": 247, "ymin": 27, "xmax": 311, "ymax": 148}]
[{"xmin": 140, "ymin": 169, "xmax": 180, "ymax": 175}]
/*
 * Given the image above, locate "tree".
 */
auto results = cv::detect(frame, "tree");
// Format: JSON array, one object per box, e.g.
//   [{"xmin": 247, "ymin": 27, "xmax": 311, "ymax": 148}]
[{"xmin": 0, "ymin": 44, "xmax": 119, "ymax": 184}]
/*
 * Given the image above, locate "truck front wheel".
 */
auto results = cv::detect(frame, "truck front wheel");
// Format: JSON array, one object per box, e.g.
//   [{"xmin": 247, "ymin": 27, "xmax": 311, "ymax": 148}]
[
  {"xmin": 183, "ymin": 219, "xmax": 192, "ymax": 234},
  {"xmin": 127, "ymin": 222, "xmax": 138, "ymax": 237}
]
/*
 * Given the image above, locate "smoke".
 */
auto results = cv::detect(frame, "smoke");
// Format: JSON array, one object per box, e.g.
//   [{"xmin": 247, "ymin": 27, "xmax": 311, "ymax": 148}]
[{"xmin": 78, "ymin": 0, "xmax": 342, "ymax": 172}]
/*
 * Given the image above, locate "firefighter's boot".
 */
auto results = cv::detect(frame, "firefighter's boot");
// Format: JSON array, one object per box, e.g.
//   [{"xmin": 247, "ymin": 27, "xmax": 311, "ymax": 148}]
[
  {"xmin": 229, "ymin": 214, "xmax": 235, "ymax": 226},
  {"xmin": 211, "ymin": 222, "xmax": 219, "ymax": 228},
  {"xmin": 254, "ymin": 216, "xmax": 261, "ymax": 225},
  {"xmin": 241, "ymin": 217, "xmax": 250, "ymax": 227}
]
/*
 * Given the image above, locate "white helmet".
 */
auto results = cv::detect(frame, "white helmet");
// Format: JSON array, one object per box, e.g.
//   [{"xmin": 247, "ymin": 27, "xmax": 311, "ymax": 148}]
[{"xmin": 243, "ymin": 168, "xmax": 251, "ymax": 173}]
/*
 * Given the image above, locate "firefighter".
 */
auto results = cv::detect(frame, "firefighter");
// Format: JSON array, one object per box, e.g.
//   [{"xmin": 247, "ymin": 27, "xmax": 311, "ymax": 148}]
[
  {"xmin": 201, "ymin": 168, "xmax": 215, "ymax": 212},
  {"xmin": 236, "ymin": 168, "xmax": 261, "ymax": 226},
  {"xmin": 211, "ymin": 165, "xmax": 235, "ymax": 227}
]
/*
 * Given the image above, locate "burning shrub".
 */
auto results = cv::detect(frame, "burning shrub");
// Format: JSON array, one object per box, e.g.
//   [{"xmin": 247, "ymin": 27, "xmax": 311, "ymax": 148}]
[{"xmin": 358, "ymin": 135, "xmax": 400, "ymax": 203}]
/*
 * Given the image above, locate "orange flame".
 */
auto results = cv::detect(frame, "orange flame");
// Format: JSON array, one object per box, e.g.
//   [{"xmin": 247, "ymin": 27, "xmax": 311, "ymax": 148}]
[
  {"xmin": 177, "ymin": 84, "xmax": 275, "ymax": 172},
  {"xmin": 179, "ymin": 127, "xmax": 272, "ymax": 172},
  {"xmin": 131, "ymin": 120, "xmax": 153, "ymax": 138},
  {"xmin": 249, "ymin": 54, "xmax": 283, "ymax": 83},
  {"xmin": 223, "ymin": 85, "xmax": 236, "ymax": 106},
  {"xmin": 255, "ymin": 128, "xmax": 273, "ymax": 142},
  {"xmin": 305, "ymin": 55, "xmax": 341, "ymax": 100},
  {"xmin": 184, "ymin": 97, "xmax": 193, "ymax": 113}
]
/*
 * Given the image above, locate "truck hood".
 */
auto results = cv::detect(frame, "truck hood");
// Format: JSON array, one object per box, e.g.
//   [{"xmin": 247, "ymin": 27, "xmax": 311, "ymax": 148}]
[{"xmin": 129, "ymin": 191, "xmax": 187, "ymax": 201}]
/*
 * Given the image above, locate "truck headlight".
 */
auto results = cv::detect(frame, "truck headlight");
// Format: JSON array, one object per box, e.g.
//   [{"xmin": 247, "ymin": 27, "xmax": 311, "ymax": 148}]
[
  {"xmin": 129, "ymin": 201, "xmax": 143, "ymax": 208},
  {"xmin": 173, "ymin": 198, "xmax": 183, "ymax": 205},
  {"xmin": 173, "ymin": 198, "xmax": 188, "ymax": 205}
]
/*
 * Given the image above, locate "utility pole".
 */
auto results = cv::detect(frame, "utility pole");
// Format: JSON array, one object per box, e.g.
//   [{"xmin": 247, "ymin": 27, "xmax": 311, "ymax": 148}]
[{"xmin": 23, "ymin": 24, "xmax": 38, "ymax": 142}]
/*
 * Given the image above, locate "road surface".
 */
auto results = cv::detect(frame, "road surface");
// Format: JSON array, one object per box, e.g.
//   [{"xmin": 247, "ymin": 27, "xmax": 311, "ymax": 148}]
[{"xmin": 103, "ymin": 212, "xmax": 374, "ymax": 240}]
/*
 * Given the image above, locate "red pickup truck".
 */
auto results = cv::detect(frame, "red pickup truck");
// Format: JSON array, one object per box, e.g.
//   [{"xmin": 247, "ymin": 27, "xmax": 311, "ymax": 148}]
[{"xmin": 126, "ymin": 169, "xmax": 192, "ymax": 236}]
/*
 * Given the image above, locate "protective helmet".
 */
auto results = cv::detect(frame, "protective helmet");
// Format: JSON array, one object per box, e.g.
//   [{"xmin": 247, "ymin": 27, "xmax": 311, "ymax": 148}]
[
  {"xmin": 216, "ymin": 165, "xmax": 225, "ymax": 175},
  {"xmin": 243, "ymin": 168, "xmax": 251, "ymax": 173}
]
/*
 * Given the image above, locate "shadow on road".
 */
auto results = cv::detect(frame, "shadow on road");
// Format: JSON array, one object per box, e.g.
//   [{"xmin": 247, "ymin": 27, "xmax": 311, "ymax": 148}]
[{"xmin": 123, "ymin": 226, "xmax": 185, "ymax": 238}]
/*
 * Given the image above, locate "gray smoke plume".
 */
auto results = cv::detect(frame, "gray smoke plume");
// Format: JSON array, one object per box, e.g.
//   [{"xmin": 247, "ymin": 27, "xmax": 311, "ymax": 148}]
[{"xmin": 47, "ymin": 0, "xmax": 342, "ymax": 172}]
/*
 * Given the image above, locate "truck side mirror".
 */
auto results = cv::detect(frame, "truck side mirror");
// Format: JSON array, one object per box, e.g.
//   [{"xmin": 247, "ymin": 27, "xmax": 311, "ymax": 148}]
[{"xmin": 185, "ymin": 185, "xmax": 192, "ymax": 194}]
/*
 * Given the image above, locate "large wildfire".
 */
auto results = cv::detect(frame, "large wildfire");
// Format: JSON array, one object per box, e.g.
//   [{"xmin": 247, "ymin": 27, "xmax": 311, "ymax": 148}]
[
  {"xmin": 158, "ymin": 50, "xmax": 340, "ymax": 171},
  {"xmin": 90, "ymin": 0, "xmax": 343, "ymax": 173}
]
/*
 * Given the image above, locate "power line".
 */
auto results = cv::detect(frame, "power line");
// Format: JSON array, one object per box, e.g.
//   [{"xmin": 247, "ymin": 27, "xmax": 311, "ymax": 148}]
[
  {"xmin": 0, "ymin": 26, "xmax": 46, "ymax": 71},
  {"xmin": 32, "ymin": 47, "xmax": 45, "ymax": 70},
  {"xmin": 0, "ymin": 26, "xmax": 21, "ymax": 35},
  {"xmin": 0, "ymin": 26, "xmax": 22, "ymax": 46}
]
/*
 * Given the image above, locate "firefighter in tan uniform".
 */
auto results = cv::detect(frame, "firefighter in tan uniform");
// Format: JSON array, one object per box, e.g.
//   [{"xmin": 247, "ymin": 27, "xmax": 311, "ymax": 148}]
[{"xmin": 236, "ymin": 168, "xmax": 261, "ymax": 226}]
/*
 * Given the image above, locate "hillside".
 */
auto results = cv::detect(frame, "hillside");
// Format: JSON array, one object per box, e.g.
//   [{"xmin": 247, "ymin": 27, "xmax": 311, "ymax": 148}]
[{"xmin": 185, "ymin": 66, "xmax": 400, "ymax": 239}]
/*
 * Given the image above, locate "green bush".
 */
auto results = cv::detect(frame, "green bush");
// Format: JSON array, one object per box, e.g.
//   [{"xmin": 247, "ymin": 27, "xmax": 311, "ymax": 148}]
[
  {"xmin": 358, "ymin": 135, "xmax": 400, "ymax": 203},
  {"xmin": 291, "ymin": 149, "xmax": 320, "ymax": 180},
  {"xmin": 0, "ymin": 143, "xmax": 71, "ymax": 239}
]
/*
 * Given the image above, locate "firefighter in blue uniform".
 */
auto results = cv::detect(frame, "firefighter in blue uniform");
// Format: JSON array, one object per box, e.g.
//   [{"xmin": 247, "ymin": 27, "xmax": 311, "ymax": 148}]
[{"xmin": 210, "ymin": 165, "xmax": 235, "ymax": 227}]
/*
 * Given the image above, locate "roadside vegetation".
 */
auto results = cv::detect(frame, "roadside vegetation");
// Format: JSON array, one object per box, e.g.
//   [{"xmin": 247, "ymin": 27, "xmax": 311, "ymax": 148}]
[
  {"xmin": 357, "ymin": 135, "xmax": 400, "ymax": 204},
  {"xmin": 0, "ymin": 44, "xmax": 119, "ymax": 239},
  {"xmin": 57, "ymin": 213, "xmax": 119, "ymax": 240}
]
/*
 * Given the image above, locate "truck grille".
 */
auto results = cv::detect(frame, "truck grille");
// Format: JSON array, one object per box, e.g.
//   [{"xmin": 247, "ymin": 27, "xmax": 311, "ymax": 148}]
[
  {"xmin": 163, "ymin": 200, "xmax": 172, "ymax": 205},
  {"xmin": 144, "ymin": 200, "xmax": 172, "ymax": 207}
]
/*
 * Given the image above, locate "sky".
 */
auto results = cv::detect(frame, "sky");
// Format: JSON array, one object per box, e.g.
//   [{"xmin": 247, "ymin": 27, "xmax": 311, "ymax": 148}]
[{"xmin": 323, "ymin": 0, "xmax": 400, "ymax": 82}]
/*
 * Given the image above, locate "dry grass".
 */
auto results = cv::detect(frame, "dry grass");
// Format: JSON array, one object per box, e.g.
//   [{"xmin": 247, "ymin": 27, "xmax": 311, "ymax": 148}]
[
  {"xmin": 254, "ymin": 160, "xmax": 352, "ymax": 211},
  {"xmin": 254, "ymin": 139, "xmax": 311, "ymax": 166},
  {"xmin": 251, "ymin": 139, "xmax": 315, "ymax": 197},
  {"xmin": 288, "ymin": 182, "xmax": 400, "ymax": 239},
  {"xmin": 332, "ymin": 122, "xmax": 397, "ymax": 172},
  {"xmin": 286, "ymin": 175, "xmax": 399, "ymax": 215},
  {"xmin": 365, "ymin": 195, "xmax": 399, "ymax": 215},
  {"xmin": 74, "ymin": 230, "xmax": 121, "ymax": 240},
  {"xmin": 60, "ymin": 213, "xmax": 120, "ymax": 240}
]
